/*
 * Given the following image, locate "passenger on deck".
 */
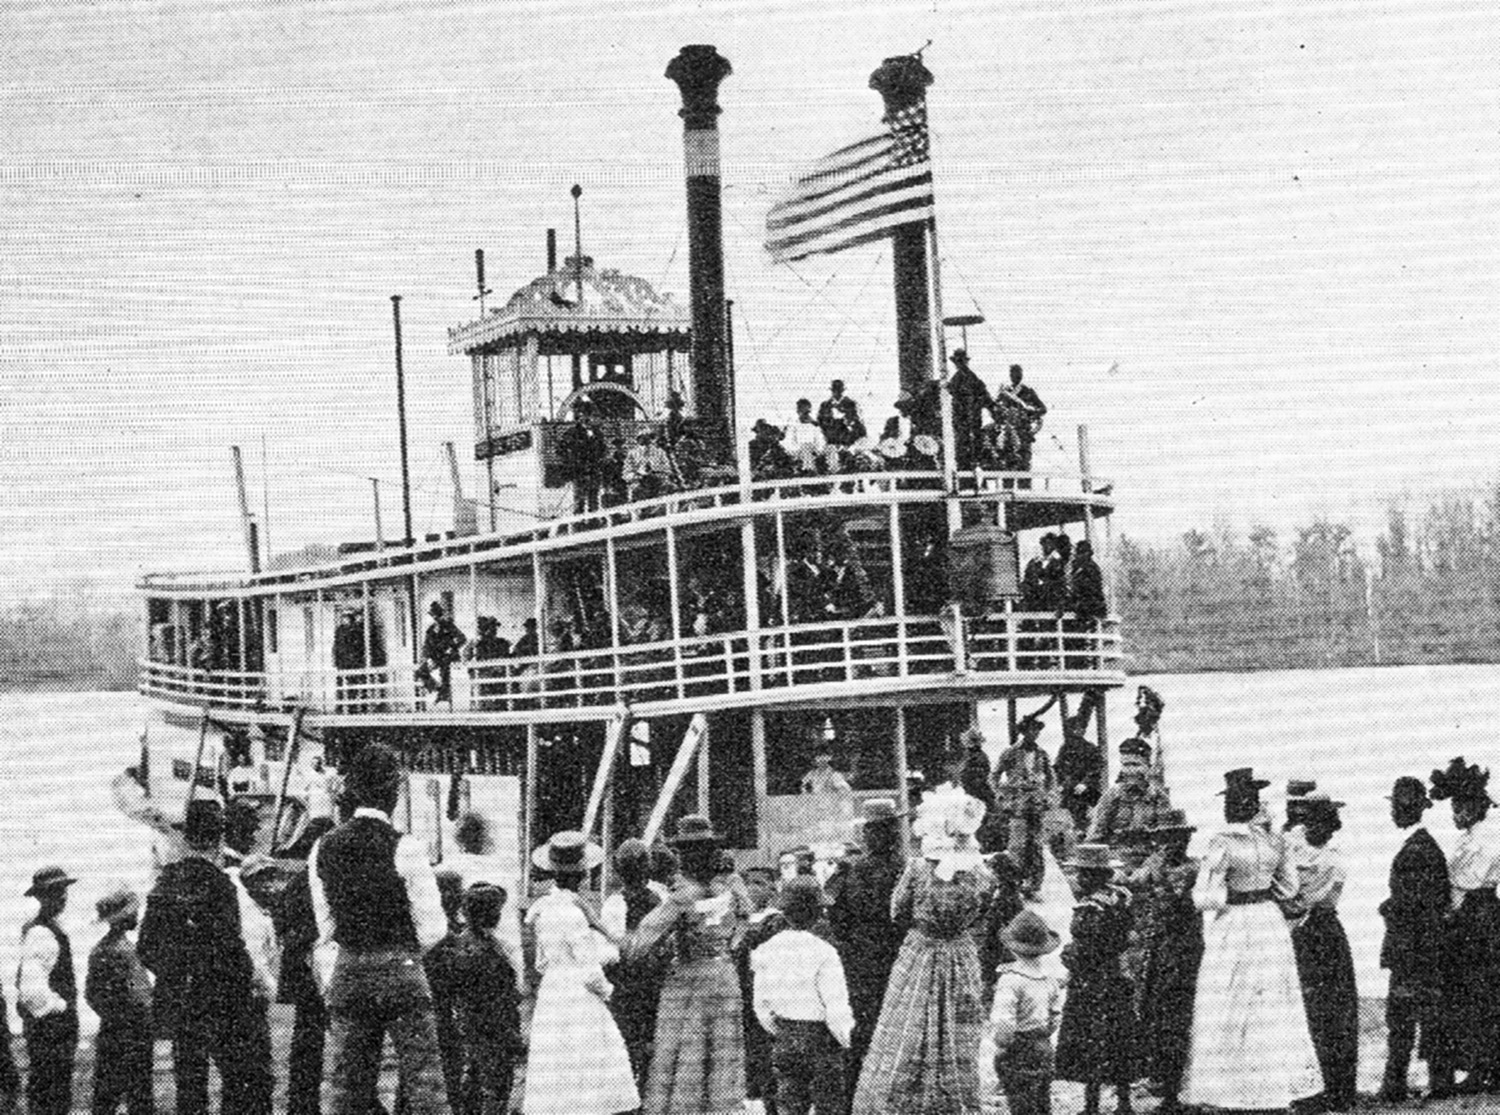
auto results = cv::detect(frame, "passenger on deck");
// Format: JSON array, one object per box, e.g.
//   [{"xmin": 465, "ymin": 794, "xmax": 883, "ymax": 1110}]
[
  {"xmin": 786, "ymin": 399, "xmax": 831, "ymax": 475},
  {"xmin": 558, "ymin": 402, "xmax": 608, "ymax": 515},
  {"xmin": 749, "ymin": 419, "xmax": 794, "ymax": 482},
  {"xmin": 992, "ymin": 364, "xmax": 1047, "ymax": 473},
  {"xmin": 421, "ymin": 603, "xmax": 467, "ymax": 705},
  {"xmin": 511, "ymin": 618, "xmax": 539, "ymax": 660},
  {"xmin": 875, "ymin": 416, "xmax": 909, "ymax": 468},
  {"xmin": 946, "ymin": 349, "xmax": 994, "ymax": 472},
  {"xmin": 822, "ymin": 538, "xmax": 877, "ymax": 620},
  {"xmin": 816, "ymin": 380, "xmax": 854, "ymax": 447},
  {"xmin": 624, "ymin": 430, "xmax": 676, "ymax": 503},
  {"xmin": 663, "ymin": 389, "xmax": 686, "ymax": 449}
]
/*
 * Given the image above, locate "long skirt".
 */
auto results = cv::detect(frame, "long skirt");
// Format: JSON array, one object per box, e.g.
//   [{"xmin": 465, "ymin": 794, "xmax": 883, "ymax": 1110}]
[
  {"xmin": 1055, "ymin": 968, "xmax": 1139, "ymax": 1084},
  {"xmin": 1434, "ymin": 887, "xmax": 1500, "ymax": 1078},
  {"xmin": 1180, "ymin": 899, "xmax": 1323, "ymax": 1111},
  {"xmin": 852, "ymin": 929, "xmax": 986, "ymax": 1115},
  {"xmin": 1292, "ymin": 907, "xmax": 1359, "ymax": 1107},
  {"xmin": 643, "ymin": 954, "xmax": 745, "ymax": 1115},
  {"xmin": 524, "ymin": 969, "xmax": 639, "ymax": 1115}
]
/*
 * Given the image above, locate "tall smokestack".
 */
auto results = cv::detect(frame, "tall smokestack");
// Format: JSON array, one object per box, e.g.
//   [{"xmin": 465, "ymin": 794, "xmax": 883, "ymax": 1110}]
[
  {"xmin": 869, "ymin": 54, "xmax": 935, "ymax": 399},
  {"xmin": 666, "ymin": 45, "xmax": 733, "ymax": 434},
  {"xmin": 547, "ymin": 228, "xmax": 557, "ymax": 273}
]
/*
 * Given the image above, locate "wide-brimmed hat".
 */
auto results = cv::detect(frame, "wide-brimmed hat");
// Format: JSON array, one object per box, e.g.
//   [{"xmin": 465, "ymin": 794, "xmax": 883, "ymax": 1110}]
[
  {"xmin": 1299, "ymin": 791, "xmax": 1346, "ymax": 819},
  {"xmin": 1016, "ymin": 716, "xmax": 1045, "ymax": 739},
  {"xmin": 1217, "ymin": 767, "xmax": 1270, "ymax": 796},
  {"xmin": 950, "ymin": 348, "xmax": 970, "ymax": 365},
  {"xmin": 1149, "ymin": 808, "xmax": 1196, "ymax": 835},
  {"xmin": 96, "ymin": 889, "xmax": 139, "ymax": 925},
  {"xmin": 1000, "ymin": 909, "xmax": 1061, "ymax": 957},
  {"xmin": 1287, "ymin": 779, "xmax": 1318, "ymax": 799},
  {"xmin": 669, "ymin": 814, "xmax": 722, "ymax": 847},
  {"xmin": 24, "ymin": 866, "xmax": 76, "ymax": 898},
  {"xmin": 530, "ymin": 831, "xmax": 605, "ymax": 875},
  {"xmin": 1118, "ymin": 737, "xmax": 1152, "ymax": 762},
  {"xmin": 1430, "ymin": 757, "xmax": 1495, "ymax": 807},
  {"xmin": 1063, "ymin": 843, "xmax": 1121, "ymax": 872},
  {"xmin": 1388, "ymin": 776, "xmax": 1431, "ymax": 809}
]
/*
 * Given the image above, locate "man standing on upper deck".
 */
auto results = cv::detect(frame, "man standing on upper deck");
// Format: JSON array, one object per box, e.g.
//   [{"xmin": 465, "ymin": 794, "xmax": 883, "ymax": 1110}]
[
  {"xmin": 422, "ymin": 602, "xmax": 466, "ymax": 706},
  {"xmin": 946, "ymin": 349, "xmax": 994, "ymax": 472},
  {"xmin": 993, "ymin": 364, "xmax": 1047, "ymax": 473},
  {"xmin": 559, "ymin": 401, "xmax": 608, "ymax": 514},
  {"xmin": 16, "ymin": 866, "xmax": 78, "ymax": 1115},
  {"xmin": 310, "ymin": 743, "xmax": 451, "ymax": 1115}
]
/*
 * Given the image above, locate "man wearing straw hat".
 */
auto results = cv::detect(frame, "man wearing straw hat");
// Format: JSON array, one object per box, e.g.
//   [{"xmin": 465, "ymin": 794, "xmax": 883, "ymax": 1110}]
[
  {"xmin": 85, "ymin": 888, "xmax": 153, "ymax": 1115},
  {"xmin": 16, "ymin": 866, "xmax": 78, "ymax": 1115}
]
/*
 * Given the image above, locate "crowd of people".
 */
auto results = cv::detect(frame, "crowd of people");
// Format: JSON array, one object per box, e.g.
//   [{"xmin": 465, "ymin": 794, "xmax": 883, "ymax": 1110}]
[
  {"xmin": 13, "ymin": 728, "xmax": 1500, "ymax": 1115},
  {"xmin": 748, "ymin": 355, "xmax": 1047, "ymax": 484}
]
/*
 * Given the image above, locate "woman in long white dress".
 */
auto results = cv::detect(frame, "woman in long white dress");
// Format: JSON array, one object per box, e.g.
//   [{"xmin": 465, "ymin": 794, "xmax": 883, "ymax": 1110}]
[
  {"xmin": 1180, "ymin": 768, "xmax": 1323, "ymax": 1111},
  {"xmin": 523, "ymin": 831, "xmax": 641, "ymax": 1115}
]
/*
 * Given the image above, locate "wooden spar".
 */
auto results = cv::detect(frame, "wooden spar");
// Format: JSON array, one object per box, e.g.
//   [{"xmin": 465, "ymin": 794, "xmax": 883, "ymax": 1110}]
[
  {"xmin": 643, "ymin": 713, "xmax": 708, "ymax": 845},
  {"xmin": 232, "ymin": 446, "xmax": 260, "ymax": 574},
  {"xmin": 582, "ymin": 712, "xmax": 629, "ymax": 836},
  {"xmin": 269, "ymin": 707, "xmax": 308, "ymax": 854},
  {"xmin": 184, "ymin": 706, "xmax": 211, "ymax": 814}
]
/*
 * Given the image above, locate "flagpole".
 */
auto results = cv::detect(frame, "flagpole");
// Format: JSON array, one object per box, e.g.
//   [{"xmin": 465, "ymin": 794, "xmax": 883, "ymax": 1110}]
[{"xmin": 925, "ymin": 216, "xmax": 960, "ymax": 530}]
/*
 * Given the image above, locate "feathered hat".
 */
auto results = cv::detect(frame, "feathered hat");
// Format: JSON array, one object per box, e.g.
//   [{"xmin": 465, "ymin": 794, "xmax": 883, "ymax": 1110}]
[{"xmin": 1430, "ymin": 756, "xmax": 1494, "ymax": 807}]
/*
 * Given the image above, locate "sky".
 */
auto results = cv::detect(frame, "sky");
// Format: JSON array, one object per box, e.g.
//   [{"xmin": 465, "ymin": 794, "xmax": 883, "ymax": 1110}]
[{"xmin": 2, "ymin": 0, "xmax": 1497, "ymax": 602}]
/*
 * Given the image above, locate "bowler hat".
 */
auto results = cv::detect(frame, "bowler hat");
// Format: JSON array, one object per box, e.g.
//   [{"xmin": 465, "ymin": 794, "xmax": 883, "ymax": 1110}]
[
  {"xmin": 531, "ymin": 830, "xmax": 605, "ymax": 875},
  {"xmin": 1000, "ymin": 909, "xmax": 1061, "ymax": 958},
  {"xmin": 172, "ymin": 799, "xmax": 225, "ymax": 847},
  {"xmin": 1217, "ymin": 767, "xmax": 1270, "ymax": 796},
  {"xmin": 1063, "ymin": 843, "xmax": 1121, "ymax": 872},
  {"xmin": 24, "ymin": 866, "xmax": 76, "ymax": 898},
  {"xmin": 1388, "ymin": 776, "xmax": 1431, "ymax": 808},
  {"xmin": 950, "ymin": 349, "xmax": 969, "ymax": 365},
  {"xmin": 1287, "ymin": 779, "xmax": 1318, "ymax": 799},
  {"xmin": 96, "ymin": 889, "xmax": 139, "ymax": 925},
  {"xmin": 669, "ymin": 814, "xmax": 722, "ymax": 847}
]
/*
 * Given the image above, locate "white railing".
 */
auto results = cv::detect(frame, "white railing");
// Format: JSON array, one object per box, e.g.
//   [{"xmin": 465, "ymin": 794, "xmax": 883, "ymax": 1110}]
[
  {"xmin": 138, "ymin": 612, "xmax": 1124, "ymax": 717},
  {"xmin": 139, "ymin": 469, "xmax": 1115, "ymax": 594}
]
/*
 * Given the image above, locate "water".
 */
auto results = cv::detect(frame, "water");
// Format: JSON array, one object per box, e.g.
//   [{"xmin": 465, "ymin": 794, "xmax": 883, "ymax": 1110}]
[{"xmin": 4, "ymin": 661, "xmax": 1498, "ymax": 1033}]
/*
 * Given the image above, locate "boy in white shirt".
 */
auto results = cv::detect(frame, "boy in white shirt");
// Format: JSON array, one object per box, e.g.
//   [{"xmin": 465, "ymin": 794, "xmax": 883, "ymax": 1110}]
[
  {"xmin": 990, "ymin": 909, "xmax": 1063, "ymax": 1115},
  {"xmin": 751, "ymin": 876, "xmax": 853, "ymax": 1115}
]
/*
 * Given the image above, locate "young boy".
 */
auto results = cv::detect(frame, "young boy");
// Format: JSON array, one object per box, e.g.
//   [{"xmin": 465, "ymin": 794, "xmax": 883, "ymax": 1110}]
[
  {"xmin": 449, "ymin": 883, "xmax": 524, "ymax": 1115},
  {"xmin": 990, "ymin": 909, "xmax": 1063, "ymax": 1115},
  {"xmin": 751, "ymin": 876, "xmax": 853, "ymax": 1115},
  {"xmin": 85, "ymin": 888, "xmax": 154, "ymax": 1115}
]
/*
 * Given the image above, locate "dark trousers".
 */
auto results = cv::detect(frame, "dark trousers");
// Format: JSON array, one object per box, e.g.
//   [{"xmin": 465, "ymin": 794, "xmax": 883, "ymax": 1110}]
[
  {"xmin": 171, "ymin": 999, "xmax": 273, "ymax": 1115},
  {"xmin": 22, "ymin": 1014, "xmax": 76, "ymax": 1115},
  {"xmin": 771, "ymin": 1020, "xmax": 845, "ymax": 1115},
  {"xmin": 325, "ymin": 949, "xmax": 448, "ymax": 1115},
  {"xmin": 996, "ymin": 1032, "xmax": 1054, "ymax": 1115},
  {"xmin": 458, "ymin": 1037, "xmax": 514, "ymax": 1115},
  {"xmin": 92, "ymin": 1025, "xmax": 153, "ymax": 1115},
  {"xmin": 288, "ymin": 995, "xmax": 328, "ymax": 1115},
  {"xmin": 1384, "ymin": 978, "xmax": 1441, "ymax": 1091}
]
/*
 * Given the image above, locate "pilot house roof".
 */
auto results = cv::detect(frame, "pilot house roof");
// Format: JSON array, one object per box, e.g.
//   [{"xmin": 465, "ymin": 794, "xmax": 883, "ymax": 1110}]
[{"xmin": 448, "ymin": 254, "xmax": 691, "ymax": 355}]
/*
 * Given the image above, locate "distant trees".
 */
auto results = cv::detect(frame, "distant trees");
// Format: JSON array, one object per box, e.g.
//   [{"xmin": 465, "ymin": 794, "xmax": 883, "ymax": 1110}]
[
  {"xmin": 1118, "ymin": 486, "xmax": 1500, "ymax": 672},
  {"xmin": 0, "ymin": 580, "xmax": 137, "ymax": 690}
]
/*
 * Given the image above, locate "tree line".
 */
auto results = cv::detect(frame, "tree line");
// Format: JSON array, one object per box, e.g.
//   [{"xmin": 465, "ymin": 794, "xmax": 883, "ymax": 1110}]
[
  {"xmin": 1116, "ymin": 485, "xmax": 1500, "ymax": 673},
  {"xmin": 0, "ymin": 583, "xmax": 138, "ymax": 691}
]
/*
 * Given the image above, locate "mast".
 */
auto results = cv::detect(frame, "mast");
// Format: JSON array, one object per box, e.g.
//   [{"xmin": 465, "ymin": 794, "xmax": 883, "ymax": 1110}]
[{"xmin": 666, "ymin": 45, "xmax": 734, "ymax": 440}]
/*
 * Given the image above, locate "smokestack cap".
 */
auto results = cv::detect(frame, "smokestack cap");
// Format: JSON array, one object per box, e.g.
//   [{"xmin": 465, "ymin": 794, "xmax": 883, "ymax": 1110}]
[{"xmin": 667, "ymin": 45, "xmax": 733, "ymax": 129}]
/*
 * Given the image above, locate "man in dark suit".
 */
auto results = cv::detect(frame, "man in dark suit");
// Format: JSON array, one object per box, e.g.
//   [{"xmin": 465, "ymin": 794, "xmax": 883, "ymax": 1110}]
[
  {"xmin": 138, "ymin": 801, "xmax": 273, "ymax": 1115},
  {"xmin": 1378, "ymin": 775, "xmax": 1452, "ymax": 1101}
]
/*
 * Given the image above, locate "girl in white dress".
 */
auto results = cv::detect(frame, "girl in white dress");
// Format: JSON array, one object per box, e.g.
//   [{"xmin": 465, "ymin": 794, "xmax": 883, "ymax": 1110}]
[
  {"xmin": 523, "ymin": 832, "xmax": 640, "ymax": 1115},
  {"xmin": 1181, "ymin": 768, "xmax": 1323, "ymax": 1112}
]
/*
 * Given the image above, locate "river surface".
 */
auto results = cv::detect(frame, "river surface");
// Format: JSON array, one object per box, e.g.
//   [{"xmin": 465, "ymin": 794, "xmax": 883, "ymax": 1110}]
[{"xmin": 3, "ymin": 662, "xmax": 1498, "ymax": 1031}]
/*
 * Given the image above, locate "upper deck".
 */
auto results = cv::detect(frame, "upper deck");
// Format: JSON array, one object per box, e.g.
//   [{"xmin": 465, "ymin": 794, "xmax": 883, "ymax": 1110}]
[{"xmin": 137, "ymin": 467, "xmax": 1124, "ymax": 726}]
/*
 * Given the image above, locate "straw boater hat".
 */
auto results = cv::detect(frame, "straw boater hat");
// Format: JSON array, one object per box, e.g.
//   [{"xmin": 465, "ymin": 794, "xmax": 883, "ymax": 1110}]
[
  {"xmin": 531, "ymin": 830, "xmax": 605, "ymax": 875},
  {"xmin": 24, "ymin": 866, "xmax": 76, "ymax": 899},
  {"xmin": 1062, "ymin": 843, "xmax": 1121, "ymax": 872},
  {"xmin": 95, "ymin": 888, "xmax": 139, "ymax": 925},
  {"xmin": 1000, "ymin": 909, "xmax": 1061, "ymax": 958},
  {"xmin": 669, "ymin": 814, "xmax": 722, "ymax": 848}
]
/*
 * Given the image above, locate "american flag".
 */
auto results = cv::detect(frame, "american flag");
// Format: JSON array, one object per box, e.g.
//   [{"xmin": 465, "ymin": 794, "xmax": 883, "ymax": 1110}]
[{"xmin": 764, "ymin": 102, "xmax": 935, "ymax": 265}]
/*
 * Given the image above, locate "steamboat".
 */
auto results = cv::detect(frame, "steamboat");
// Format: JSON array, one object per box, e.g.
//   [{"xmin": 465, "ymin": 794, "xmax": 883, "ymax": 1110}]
[{"xmin": 125, "ymin": 46, "xmax": 1124, "ymax": 901}]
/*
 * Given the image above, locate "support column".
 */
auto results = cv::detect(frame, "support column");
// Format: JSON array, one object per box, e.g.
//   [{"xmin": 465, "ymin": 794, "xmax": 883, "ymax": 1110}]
[
  {"xmin": 1096, "ymin": 691, "xmax": 1109, "ymax": 789},
  {"xmin": 894, "ymin": 707, "xmax": 912, "ymax": 851},
  {"xmin": 751, "ymin": 710, "xmax": 769, "ymax": 853},
  {"xmin": 523, "ymin": 724, "xmax": 539, "ymax": 899},
  {"xmin": 697, "ymin": 719, "xmax": 712, "ymax": 821}
]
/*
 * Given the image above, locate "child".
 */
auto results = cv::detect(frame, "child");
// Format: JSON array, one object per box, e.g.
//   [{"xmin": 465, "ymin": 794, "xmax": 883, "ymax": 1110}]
[
  {"xmin": 751, "ymin": 876, "xmax": 853, "ymax": 1115},
  {"xmin": 449, "ymin": 883, "xmax": 524, "ymax": 1115},
  {"xmin": 990, "ymin": 910, "xmax": 1062, "ymax": 1115},
  {"xmin": 85, "ymin": 888, "xmax": 154, "ymax": 1115}
]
